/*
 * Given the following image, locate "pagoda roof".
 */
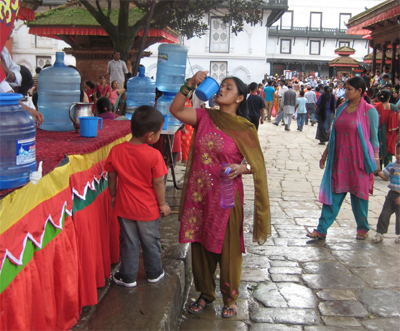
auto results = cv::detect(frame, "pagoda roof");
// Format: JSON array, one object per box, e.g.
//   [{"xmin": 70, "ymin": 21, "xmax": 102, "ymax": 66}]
[
  {"xmin": 28, "ymin": 3, "xmax": 146, "ymax": 27},
  {"xmin": 329, "ymin": 56, "xmax": 359, "ymax": 67},
  {"xmin": 334, "ymin": 46, "xmax": 356, "ymax": 55}
]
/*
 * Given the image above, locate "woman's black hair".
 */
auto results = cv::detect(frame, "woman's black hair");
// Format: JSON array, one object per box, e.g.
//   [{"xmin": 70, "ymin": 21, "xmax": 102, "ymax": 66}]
[
  {"xmin": 299, "ymin": 90, "xmax": 305, "ymax": 97},
  {"xmin": 323, "ymin": 85, "xmax": 330, "ymax": 94},
  {"xmin": 377, "ymin": 89, "xmax": 392, "ymax": 103},
  {"xmin": 111, "ymin": 80, "xmax": 118, "ymax": 89},
  {"xmin": 18, "ymin": 66, "xmax": 33, "ymax": 97},
  {"xmin": 131, "ymin": 105, "xmax": 164, "ymax": 138},
  {"xmin": 96, "ymin": 97, "xmax": 112, "ymax": 114},
  {"xmin": 99, "ymin": 75, "xmax": 106, "ymax": 79},
  {"xmin": 336, "ymin": 97, "xmax": 344, "ymax": 108},
  {"xmin": 85, "ymin": 81, "xmax": 95, "ymax": 89},
  {"xmin": 315, "ymin": 86, "xmax": 320, "ymax": 92},
  {"xmin": 220, "ymin": 76, "xmax": 249, "ymax": 120},
  {"xmin": 346, "ymin": 76, "xmax": 367, "ymax": 94}
]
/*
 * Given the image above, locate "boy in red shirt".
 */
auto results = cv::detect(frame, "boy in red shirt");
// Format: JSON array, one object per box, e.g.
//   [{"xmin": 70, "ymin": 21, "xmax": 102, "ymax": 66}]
[{"xmin": 105, "ymin": 106, "xmax": 171, "ymax": 287}]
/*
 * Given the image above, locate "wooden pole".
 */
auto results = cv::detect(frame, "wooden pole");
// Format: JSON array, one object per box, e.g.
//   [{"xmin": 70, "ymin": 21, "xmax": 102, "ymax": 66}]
[
  {"xmin": 380, "ymin": 44, "xmax": 387, "ymax": 74},
  {"xmin": 372, "ymin": 46, "xmax": 377, "ymax": 75},
  {"xmin": 391, "ymin": 42, "xmax": 397, "ymax": 85}
]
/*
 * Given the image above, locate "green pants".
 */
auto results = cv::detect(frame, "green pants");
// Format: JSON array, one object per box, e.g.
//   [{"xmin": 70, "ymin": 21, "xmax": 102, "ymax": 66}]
[
  {"xmin": 191, "ymin": 192, "xmax": 242, "ymax": 306},
  {"xmin": 317, "ymin": 192, "xmax": 370, "ymax": 235}
]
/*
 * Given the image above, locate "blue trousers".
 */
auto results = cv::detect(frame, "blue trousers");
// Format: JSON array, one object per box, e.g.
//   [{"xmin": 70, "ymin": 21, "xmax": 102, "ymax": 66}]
[
  {"xmin": 118, "ymin": 217, "xmax": 163, "ymax": 282},
  {"xmin": 296, "ymin": 113, "xmax": 307, "ymax": 130},
  {"xmin": 317, "ymin": 192, "xmax": 370, "ymax": 235}
]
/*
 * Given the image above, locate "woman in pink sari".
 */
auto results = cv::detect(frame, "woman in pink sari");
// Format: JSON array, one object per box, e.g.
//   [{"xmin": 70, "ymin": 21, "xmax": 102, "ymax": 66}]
[{"xmin": 170, "ymin": 71, "xmax": 270, "ymax": 318}]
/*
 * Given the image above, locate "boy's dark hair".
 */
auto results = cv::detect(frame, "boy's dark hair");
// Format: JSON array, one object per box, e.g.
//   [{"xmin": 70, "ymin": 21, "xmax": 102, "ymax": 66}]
[
  {"xmin": 300, "ymin": 90, "xmax": 305, "ymax": 96},
  {"xmin": 35, "ymin": 67, "xmax": 41, "ymax": 74},
  {"xmin": 96, "ymin": 97, "xmax": 112, "ymax": 114},
  {"xmin": 249, "ymin": 82, "xmax": 258, "ymax": 91},
  {"xmin": 19, "ymin": 66, "xmax": 33, "ymax": 96},
  {"xmin": 131, "ymin": 105, "xmax": 164, "ymax": 138},
  {"xmin": 396, "ymin": 142, "xmax": 400, "ymax": 149},
  {"xmin": 315, "ymin": 86, "xmax": 320, "ymax": 92}
]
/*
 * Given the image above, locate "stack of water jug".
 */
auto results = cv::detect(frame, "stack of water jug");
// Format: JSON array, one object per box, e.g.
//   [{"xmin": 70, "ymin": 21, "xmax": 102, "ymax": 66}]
[{"xmin": 126, "ymin": 44, "xmax": 188, "ymax": 126}]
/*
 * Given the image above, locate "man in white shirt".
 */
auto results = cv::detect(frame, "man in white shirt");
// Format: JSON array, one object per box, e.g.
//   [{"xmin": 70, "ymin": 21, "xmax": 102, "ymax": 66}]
[
  {"xmin": 107, "ymin": 51, "xmax": 128, "ymax": 88},
  {"xmin": 272, "ymin": 79, "xmax": 288, "ymax": 126},
  {"xmin": 304, "ymin": 86, "xmax": 317, "ymax": 126},
  {"xmin": 0, "ymin": 46, "xmax": 21, "ymax": 88}
]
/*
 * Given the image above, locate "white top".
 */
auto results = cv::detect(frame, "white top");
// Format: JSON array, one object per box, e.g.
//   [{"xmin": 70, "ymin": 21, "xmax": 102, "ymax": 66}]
[
  {"xmin": 1, "ymin": 47, "xmax": 21, "ymax": 87},
  {"xmin": 0, "ymin": 79, "xmax": 13, "ymax": 92}
]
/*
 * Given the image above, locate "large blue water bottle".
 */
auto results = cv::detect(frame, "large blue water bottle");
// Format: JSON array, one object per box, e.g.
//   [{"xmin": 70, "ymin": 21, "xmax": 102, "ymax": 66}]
[
  {"xmin": 126, "ymin": 66, "xmax": 155, "ymax": 112},
  {"xmin": 156, "ymin": 44, "xmax": 188, "ymax": 93},
  {"xmin": 0, "ymin": 93, "xmax": 36, "ymax": 189},
  {"xmin": 157, "ymin": 92, "xmax": 181, "ymax": 126},
  {"xmin": 38, "ymin": 52, "xmax": 80, "ymax": 131},
  {"xmin": 219, "ymin": 163, "xmax": 235, "ymax": 209}
]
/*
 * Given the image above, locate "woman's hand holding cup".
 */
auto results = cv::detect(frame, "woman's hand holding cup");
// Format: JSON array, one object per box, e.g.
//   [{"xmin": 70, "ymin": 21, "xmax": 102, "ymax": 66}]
[{"xmin": 188, "ymin": 70, "xmax": 209, "ymax": 88}]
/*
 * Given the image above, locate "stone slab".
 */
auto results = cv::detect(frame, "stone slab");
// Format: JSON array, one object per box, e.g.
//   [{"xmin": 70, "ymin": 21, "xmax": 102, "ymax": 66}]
[
  {"xmin": 269, "ymin": 267, "xmax": 302, "ymax": 275},
  {"xmin": 322, "ymin": 316, "xmax": 362, "ymax": 327},
  {"xmin": 302, "ymin": 262, "xmax": 349, "ymax": 274},
  {"xmin": 270, "ymin": 261, "xmax": 299, "ymax": 267},
  {"xmin": 250, "ymin": 307, "xmax": 319, "ymax": 325},
  {"xmin": 250, "ymin": 323, "xmax": 302, "ymax": 331},
  {"xmin": 351, "ymin": 267, "xmax": 400, "ymax": 288},
  {"xmin": 179, "ymin": 319, "xmax": 248, "ymax": 331},
  {"xmin": 253, "ymin": 282, "xmax": 288, "ymax": 308},
  {"xmin": 316, "ymin": 290, "xmax": 357, "ymax": 301},
  {"xmin": 241, "ymin": 268, "xmax": 271, "ymax": 282},
  {"xmin": 271, "ymin": 274, "xmax": 301, "ymax": 283},
  {"xmin": 302, "ymin": 271, "xmax": 365, "ymax": 289},
  {"xmin": 318, "ymin": 301, "xmax": 368, "ymax": 318},
  {"xmin": 304, "ymin": 327, "xmax": 365, "ymax": 331},
  {"xmin": 362, "ymin": 317, "xmax": 400, "ymax": 331},
  {"xmin": 357, "ymin": 289, "xmax": 400, "ymax": 318},
  {"xmin": 277, "ymin": 283, "xmax": 317, "ymax": 308}
]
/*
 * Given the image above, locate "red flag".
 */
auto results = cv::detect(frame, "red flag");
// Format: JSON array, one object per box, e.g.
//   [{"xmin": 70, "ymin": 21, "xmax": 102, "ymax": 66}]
[{"xmin": 0, "ymin": 0, "xmax": 20, "ymax": 82}]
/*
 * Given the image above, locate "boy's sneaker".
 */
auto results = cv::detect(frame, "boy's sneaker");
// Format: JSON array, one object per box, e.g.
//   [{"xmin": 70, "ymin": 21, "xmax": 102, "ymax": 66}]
[
  {"xmin": 395, "ymin": 236, "xmax": 400, "ymax": 244},
  {"xmin": 113, "ymin": 272, "xmax": 137, "ymax": 287},
  {"xmin": 371, "ymin": 233, "xmax": 384, "ymax": 243},
  {"xmin": 148, "ymin": 270, "xmax": 165, "ymax": 283}
]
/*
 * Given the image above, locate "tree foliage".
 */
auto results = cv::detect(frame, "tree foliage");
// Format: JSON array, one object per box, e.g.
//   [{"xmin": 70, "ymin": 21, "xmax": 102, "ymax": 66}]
[{"xmin": 77, "ymin": 0, "xmax": 265, "ymax": 60}]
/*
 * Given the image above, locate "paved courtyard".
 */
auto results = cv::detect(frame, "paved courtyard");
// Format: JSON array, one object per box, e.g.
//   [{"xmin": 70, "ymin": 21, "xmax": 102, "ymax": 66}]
[{"xmin": 179, "ymin": 120, "xmax": 400, "ymax": 331}]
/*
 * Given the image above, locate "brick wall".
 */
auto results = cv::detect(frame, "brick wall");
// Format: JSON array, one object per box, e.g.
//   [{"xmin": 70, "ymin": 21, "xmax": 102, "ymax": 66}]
[{"xmin": 76, "ymin": 57, "xmax": 111, "ymax": 87}]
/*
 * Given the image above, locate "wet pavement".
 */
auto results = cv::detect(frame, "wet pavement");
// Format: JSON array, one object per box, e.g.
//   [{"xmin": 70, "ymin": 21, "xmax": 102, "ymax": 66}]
[{"xmin": 74, "ymin": 120, "xmax": 400, "ymax": 330}]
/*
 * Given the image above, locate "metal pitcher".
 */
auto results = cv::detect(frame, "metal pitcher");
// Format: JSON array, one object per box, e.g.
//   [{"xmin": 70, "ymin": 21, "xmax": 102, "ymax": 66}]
[{"xmin": 69, "ymin": 102, "xmax": 94, "ymax": 133}]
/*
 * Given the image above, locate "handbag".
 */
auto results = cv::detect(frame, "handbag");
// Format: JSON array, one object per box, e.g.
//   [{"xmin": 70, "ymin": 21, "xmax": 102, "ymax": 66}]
[{"xmin": 271, "ymin": 105, "xmax": 277, "ymax": 118}]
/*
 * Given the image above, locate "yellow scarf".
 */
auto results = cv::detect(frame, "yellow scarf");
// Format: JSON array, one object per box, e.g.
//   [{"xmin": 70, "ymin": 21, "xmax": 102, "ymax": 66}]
[{"xmin": 179, "ymin": 108, "xmax": 271, "ymax": 245}]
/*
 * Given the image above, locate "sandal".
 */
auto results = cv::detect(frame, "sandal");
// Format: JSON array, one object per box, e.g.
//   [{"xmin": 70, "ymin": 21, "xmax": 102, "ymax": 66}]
[
  {"xmin": 222, "ymin": 303, "xmax": 238, "ymax": 319},
  {"xmin": 306, "ymin": 229, "xmax": 326, "ymax": 240},
  {"xmin": 188, "ymin": 295, "xmax": 212, "ymax": 314},
  {"xmin": 356, "ymin": 232, "xmax": 369, "ymax": 240}
]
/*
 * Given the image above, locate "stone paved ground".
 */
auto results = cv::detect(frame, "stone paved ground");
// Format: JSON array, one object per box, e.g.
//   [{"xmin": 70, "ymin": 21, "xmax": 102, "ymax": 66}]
[{"xmin": 178, "ymin": 120, "xmax": 400, "ymax": 331}]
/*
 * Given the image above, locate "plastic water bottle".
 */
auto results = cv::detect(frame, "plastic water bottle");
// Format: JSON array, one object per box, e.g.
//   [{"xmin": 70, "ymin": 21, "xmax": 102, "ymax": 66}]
[
  {"xmin": 0, "ymin": 93, "xmax": 36, "ymax": 189},
  {"xmin": 156, "ymin": 44, "xmax": 188, "ymax": 93},
  {"xmin": 219, "ymin": 163, "xmax": 235, "ymax": 209},
  {"xmin": 126, "ymin": 66, "xmax": 155, "ymax": 112},
  {"xmin": 38, "ymin": 52, "xmax": 80, "ymax": 131},
  {"xmin": 157, "ymin": 92, "xmax": 181, "ymax": 126}
]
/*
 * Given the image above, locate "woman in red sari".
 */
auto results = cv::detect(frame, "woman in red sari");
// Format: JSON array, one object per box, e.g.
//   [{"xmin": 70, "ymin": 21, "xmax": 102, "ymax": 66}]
[
  {"xmin": 170, "ymin": 71, "xmax": 270, "ymax": 318},
  {"xmin": 376, "ymin": 90, "xmax": 400, "ymax": 167}
]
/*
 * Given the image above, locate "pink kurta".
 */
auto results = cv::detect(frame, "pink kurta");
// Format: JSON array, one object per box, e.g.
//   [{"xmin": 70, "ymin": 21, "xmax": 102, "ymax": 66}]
[
  {"xmin": 332, "ymin": 110, "xmax": 369, "ymax": 199},
  {"xmin": 179, "ymin": 108, "xmax": 245, "ymax": 254}
]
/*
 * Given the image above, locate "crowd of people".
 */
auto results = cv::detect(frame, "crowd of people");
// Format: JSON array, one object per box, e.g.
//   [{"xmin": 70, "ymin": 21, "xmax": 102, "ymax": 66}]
[{"xmin": 2, "ymin": 45, "xmax": 399, "ymax": 318}]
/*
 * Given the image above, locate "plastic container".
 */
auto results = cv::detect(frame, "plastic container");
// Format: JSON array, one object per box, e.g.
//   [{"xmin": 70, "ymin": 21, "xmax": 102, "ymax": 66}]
[
  {"xmin": 196, "ymin": 77, "xmax": 220, "ymax": 101},
  {"xmin": 38, "ymin": 52, "xmax": 81, "ymax": 131},
  {"xmin": 156, "ymin": 44, "xmax": 188, "ymax": 93},
  {"xmin": 79, "ymin": 117, "xmax": 103, "ymax": 138},
  {"xmin": 0, "ymin": 93, "xmax": 37, "ymax": 189},
  {"xmin": 157, "ymin": 92, "xmax": 181, "ymax": 126},
  {"xmin": 162, "ymin": 115, "xmax": 168, "ymax": 130},
  {"xmin": 126, "ymin": 66, "xmax": 155, "ymax": 111},
  {"xmin": 219, "ymin": 162, "xmax": 235, "ymax": 209}
]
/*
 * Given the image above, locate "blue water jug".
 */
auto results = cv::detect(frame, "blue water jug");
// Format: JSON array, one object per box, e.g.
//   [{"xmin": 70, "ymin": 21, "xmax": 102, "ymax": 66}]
[
  {"xmin": 126, "ymin": 66, "xmax": 155, "ymax": 111},
  {"xmin": 219, "ymin": 163, "xmax": 235, "ymax": 209},
  {"xmin": 156, "ymin": 44, "xmax": 188, "ymax": 93},
  {"xmin": 0, "ymin": 93, "xmax": 36, "ymax": 190},
  {"xmin": 38, "ymin": 52, "xmax": 80, "ymax": 131},
  {"xmin": 157, "ymin": 92, "xmax": 181, "ymax": 126}
]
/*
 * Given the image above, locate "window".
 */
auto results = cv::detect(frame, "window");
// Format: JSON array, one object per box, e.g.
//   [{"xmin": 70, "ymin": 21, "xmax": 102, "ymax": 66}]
[
  {"xmin": 339, "ymin": 41, "xmax": 350, "ymax": 48},
  {"xmin": 210, "ymin": 61, "xmax": 227, "ymax": 83},
  {"xmin": 310, "ymin": 12, "xmax": 322, "ymax": 31},
  {"xmin": 309, "ymin": 40, "xmax": 320, "ymax": 55},
  {"xmin": 36, "ymin": 56, "xmax": 51, "ymax": 68},
  {"xmin": 35, "ymin": 36, "xmax": 53, "ymax": 48},
  {"xmin": 280, "ymin": 11, "xmax": 293, "ymax": 30},
  {"xmin": 339, "ymin": 13, "xmax": 351, "ymax": 32},
  {"xmin": 209, "ymin": 17, "xmax": 229, "ymax": 53},
  {"xmin": 280, "ymin": 39, "xmax": 291, "ymax": 54}
]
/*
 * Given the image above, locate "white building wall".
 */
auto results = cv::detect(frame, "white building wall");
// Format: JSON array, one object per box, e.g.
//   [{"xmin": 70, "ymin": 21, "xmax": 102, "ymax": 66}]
[
  {"xmin": 10, "ymin": 19, "xmax": 75, "ymax": 76},
  {"xmin": 266, "ymin": 0, "xmax": 382, "ymax": 77}
]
